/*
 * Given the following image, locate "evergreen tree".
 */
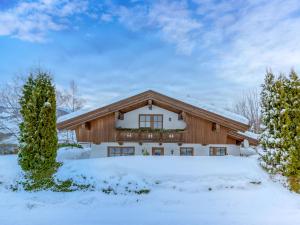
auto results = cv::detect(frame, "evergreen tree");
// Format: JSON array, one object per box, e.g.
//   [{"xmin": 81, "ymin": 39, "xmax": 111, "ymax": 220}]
[
  {"xmin": 260, "ymin": 69, "xmax": 300, "ymax": 192},
  {"xmin": 260, "ymin": 71, "xmax": 282, "ymax": 173},
  {"xmin": 285, "ymin": 70, "xmax": 300, "ymax": 191},
  {"xmin": 275, "ymin": 75, "xmax": 290, "ymax": 172},
  {"xmin": 19, "ymin": 75, "xmax": 36, "ymax": 171},
  {"xmin": 18, "ymin": 71, "xmax": 58, "ymax": 190}
]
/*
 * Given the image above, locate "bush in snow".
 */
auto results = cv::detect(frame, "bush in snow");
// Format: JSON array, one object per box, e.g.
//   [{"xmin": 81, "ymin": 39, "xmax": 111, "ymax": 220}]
[
  {"xmin": 18, "ymin": 71, "xmax": 60, "ymax": 190},
  {"xmin": 142, "ymin": 149, "xmax": 150, "ymax": 156},
  {"xmin": 58, "ymin": 142, "xmax": 83, "ymax": 149}
]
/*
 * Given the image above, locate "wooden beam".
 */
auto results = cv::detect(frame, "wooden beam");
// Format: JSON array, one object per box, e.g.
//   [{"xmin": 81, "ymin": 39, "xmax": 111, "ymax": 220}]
[
  {"xmin": 119, "ymin": 112, "xmax": 124, "ymax": 120},
  {"xmin": 212, "ymin": 122, "xmax": 220, "ymax": 132},
  {"xmin": 148, "ymin": 99, "xmax": 153, "ymax": 110},
  {"xmin": 114, "ymin": 111, "xmax": 124, "ymax": 120},
  {"xmin": 114, "ymin": 111, "xmax": 119, "ymax": 121},
  {"xmin": 178, "ymin": 112, "xmax": 183, "ymax": 120},
  {"xmin": 216, "ymin": 124, "xmax": 220, "ymax": 133},
  {"xmin": 84, "ymin": 122, "xmax": 91, "ymax": 130}
]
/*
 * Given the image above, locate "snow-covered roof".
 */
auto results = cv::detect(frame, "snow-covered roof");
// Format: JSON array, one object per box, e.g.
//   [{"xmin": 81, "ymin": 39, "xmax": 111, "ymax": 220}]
[
  {"xmin": 57, "ymin": 108, "xmax": 93, "ymax": 123},
  {"xmin": 57, "ymin": 89, "xmax": 249, "ymax": 125},
  {"xmin": 237, "ymin": 131, "xmax": 259, "ymax": 140}
]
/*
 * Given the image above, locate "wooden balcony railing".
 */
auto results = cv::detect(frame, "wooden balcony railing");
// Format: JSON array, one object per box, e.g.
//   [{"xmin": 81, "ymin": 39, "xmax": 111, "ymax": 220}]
[{"xmin": 116, "ymin": 129, "xmax": 184, "ymax": 143}]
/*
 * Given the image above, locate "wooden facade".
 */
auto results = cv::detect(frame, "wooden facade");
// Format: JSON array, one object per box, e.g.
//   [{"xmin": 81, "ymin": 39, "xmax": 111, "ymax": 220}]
[
  {"xmin": 59, "ymin": 90, "xmax": 258, "ymax": 146},
  {"xmin": 183, "ymin": 114, "xmax": 228, "ymax": 144},
  {"xmin": 74, "ymin": 112, "xmax": 255, "ymax": 145},
  {"xmin": 75, "ymin": 114, "xmax": 116, "ymax": 144}
]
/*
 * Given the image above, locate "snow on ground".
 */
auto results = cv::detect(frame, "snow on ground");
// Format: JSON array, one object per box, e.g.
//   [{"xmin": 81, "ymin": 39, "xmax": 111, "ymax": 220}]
[
  {"xmin": 0, "ymin": 152, "xmax": 299, "ymax": 225},
  {"xmin": 57, "ymin": 147, "xmax": 91, "ymax": 160}
]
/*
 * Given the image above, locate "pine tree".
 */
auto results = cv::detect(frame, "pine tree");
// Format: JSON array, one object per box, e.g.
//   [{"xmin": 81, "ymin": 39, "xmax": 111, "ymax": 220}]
[
  {"xmin": 260, "ymin": 71, "xmax": 282, "ymax": 173},
  {"xmin": 18, "ymin": 71, "xmax": 58, "ymax": 190}
]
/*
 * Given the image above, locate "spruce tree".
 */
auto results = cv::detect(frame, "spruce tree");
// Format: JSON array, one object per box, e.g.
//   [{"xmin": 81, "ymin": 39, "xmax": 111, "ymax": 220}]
[
  {"xmin": 18, "ymin": 71, "xmax": 58, "ymax": 190},
  {"xmin": 260, "ymin": 71, "xmax": 282, "ymax": 173}
]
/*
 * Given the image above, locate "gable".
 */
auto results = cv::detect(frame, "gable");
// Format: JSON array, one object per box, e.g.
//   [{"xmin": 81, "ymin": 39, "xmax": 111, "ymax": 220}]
[
  {"xmin": 57, "ymin": 90, "xmax": 249, "ymax": 131},
  {"xmin": 116, "ymin": 105, "xmax": 186, "ymax": 130}
]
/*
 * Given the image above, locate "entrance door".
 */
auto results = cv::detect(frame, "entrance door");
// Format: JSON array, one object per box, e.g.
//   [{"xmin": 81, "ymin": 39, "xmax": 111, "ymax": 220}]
[{"xmin": 152, "ymin": 147, "xmax": 164, "ymax": 156}]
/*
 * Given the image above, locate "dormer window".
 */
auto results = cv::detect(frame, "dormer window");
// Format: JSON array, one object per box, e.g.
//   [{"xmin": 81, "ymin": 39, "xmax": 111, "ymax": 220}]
[{"xmin": 139, "ymin": 114, "xmax": 163, "ymax": 129}]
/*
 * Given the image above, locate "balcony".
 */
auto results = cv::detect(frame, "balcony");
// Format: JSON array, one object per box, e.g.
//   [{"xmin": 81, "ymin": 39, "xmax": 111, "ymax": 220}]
[{"xmin": 116, "ymin": 128, "xmax": 184, "ymax": 143}]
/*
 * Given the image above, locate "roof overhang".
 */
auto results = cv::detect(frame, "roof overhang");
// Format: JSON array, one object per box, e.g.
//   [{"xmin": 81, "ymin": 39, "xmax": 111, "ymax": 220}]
[
  {"xmin": 57, "ymin": 90, "xmax": 250, "ymax": 131},
  {"xmin": 228, "ymin": 131, "xmax": 259, "ymax": 146}
]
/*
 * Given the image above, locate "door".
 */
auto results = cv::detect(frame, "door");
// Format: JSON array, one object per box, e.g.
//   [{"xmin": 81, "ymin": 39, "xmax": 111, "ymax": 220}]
[{"xmin": 152, "ymin": 147, "xmax": 164, "ymax": 156}]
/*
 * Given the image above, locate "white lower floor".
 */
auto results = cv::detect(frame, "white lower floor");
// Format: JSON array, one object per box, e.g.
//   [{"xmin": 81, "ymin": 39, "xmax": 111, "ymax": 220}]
[{"xmin": 85, "ymin": 142, "xmax": 249, "ymax": 158}]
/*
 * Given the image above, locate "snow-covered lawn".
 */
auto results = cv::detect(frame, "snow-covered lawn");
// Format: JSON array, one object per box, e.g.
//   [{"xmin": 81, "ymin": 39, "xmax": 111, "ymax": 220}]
[{"xmin": 0, "ymin": 152, "xmax": 299, "ymax": 225}]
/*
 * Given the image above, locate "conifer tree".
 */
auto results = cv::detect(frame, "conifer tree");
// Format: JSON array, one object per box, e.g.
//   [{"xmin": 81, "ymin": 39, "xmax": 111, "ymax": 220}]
[
  {"xmin": 260, "ymin": 71, "xmax": 282, "ymax": 173},
  {"xmin": 260, "ymin": 70, "xmax": 300, "ymax": 192},
  {"xmin": 19, "ymin": 75, "xmax": 36, "ymax": 171},
  {"xmin": 18, "ymin": 71, "xmax": 58, "ymax": 190},
  {"xmin": 275, "ymin": 75, "xmax": 290, "ymax": 172},
  {"xmin": 285, "ymin": 70, "xmax": 300, "ymax": 191}
]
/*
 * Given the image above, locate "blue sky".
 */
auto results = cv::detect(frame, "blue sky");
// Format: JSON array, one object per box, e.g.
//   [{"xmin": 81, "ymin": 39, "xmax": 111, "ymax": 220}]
[{"xmin": 0, "ymin": 0, "xmax": 300, "ymax": 108}]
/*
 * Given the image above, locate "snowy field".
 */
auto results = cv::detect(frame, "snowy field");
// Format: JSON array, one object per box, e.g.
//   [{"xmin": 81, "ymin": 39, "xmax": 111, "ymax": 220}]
[{"xmin": 0, "ymin": 150, "xmax": 299, "ymax": 225}]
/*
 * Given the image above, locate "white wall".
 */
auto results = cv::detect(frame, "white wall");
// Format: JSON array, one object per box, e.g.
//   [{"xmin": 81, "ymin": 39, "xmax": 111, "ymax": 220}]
[
  {"xmin": 90, "ymin": 142, "xmax": 242, "ymax": 158},
  {"xmin": 116, "ymin": 105, "xmax": 186, "ymax": 129}
]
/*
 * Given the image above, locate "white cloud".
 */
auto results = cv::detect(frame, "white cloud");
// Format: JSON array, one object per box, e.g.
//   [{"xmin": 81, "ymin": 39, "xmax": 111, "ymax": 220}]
[
  {"xmin": 206, "ymin": 0, "xmax": 300, "ymax": 84},
  {"xmin": 101, "ymin": 0, "xmax": 300, "ymax": 84},
  {"xmin": 106, "ymin": 0, "xmax": 202, "ymax": 55},
  {"xmin": 0, "ymin": 0, "xmax": 88, "ymax": 42},
  {"xmin": 148, "ymin": 1, "xmax": 201, "ymax": 54},
  {"xmin": 100, "ymin": 13, "xmax": 113, "ymax": 22},
  {"xmin": 2, "ymin": 0, "xmax": 300, "ymax": 90}
]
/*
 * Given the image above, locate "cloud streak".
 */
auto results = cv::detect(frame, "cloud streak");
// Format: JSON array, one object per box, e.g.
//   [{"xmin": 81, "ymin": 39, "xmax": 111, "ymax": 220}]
[
  {"xmin": 0, "ymin": 0, "xmax": 88, "ymax": 42},
  {"xmin": 1, "ymin": 0, "xmax": 300, "ymax": 108},
  {"xmin": 99, "ymin": 0, "xmax": 300, "ymax": 84},
  {"xmin": 194, "ymin": 0, "xmax": 300, "ymax": 83},
  {"xmin": 102, "ymin": 0, "xmax": 202, "ymax": 55}
]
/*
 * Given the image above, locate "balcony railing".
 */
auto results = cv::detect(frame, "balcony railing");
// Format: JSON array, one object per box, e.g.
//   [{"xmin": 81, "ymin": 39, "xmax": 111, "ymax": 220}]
[{"xmin": 116, "ymin": 129, "xmax": 184, "ymax": 143}]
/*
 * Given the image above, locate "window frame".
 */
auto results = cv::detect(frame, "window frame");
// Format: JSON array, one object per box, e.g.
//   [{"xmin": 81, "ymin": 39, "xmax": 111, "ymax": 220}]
[
  {"xmin": 152, "ymin": 147, "xmax": 164, "ymax": 156},
  {"xmin": 107, "ymin": 146, "xmax": 135, "ymax": 157},
  {"xmin": 139, "ymin": 114, "xmax": 163, "ymax": 129},
  {"xmin": 180, "ymin": 147, "xmax": 194, "ymax": 156},
  {"xmin": 209, "ymin": 147, "xmax": 227, "ymax": 156}
]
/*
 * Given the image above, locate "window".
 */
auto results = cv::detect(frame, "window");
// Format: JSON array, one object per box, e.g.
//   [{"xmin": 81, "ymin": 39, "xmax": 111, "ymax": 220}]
[
  {"xmin": 108, "ymin": 147, "xmax": 135, "ymax": 157},
  {"xmin": 153, "ymin": 115, "xmax": 163, "ymax": 129},
  {"xmin": 152, "ymin": 147, "xmax": 164, "ymax": 156},
  {"xmin": 180, "ymin": 147, "xmax": 194, "ymax": 156},
  {"xmin": 139, "ymin": 114, "xmax": 163, "ymax": 129},
  {"xmin": 209, "ymin": 147, "xmax": 227, "ymax": 156}
]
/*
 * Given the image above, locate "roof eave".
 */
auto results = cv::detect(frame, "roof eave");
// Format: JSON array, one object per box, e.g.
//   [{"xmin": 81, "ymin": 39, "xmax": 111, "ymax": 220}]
[{"xmin": 57, "ymin": 90, "xmax": 250, "ymax": 131}]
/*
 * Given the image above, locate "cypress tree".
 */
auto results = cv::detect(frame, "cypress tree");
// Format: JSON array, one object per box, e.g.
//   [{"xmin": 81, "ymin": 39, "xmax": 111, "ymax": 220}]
[
  {"xmin": 276, "ymin": 74, "xmax": 290, "ymax": 172},
  {"xmin": 18, "ymin": 71, "xmax": 59, "ymax": 190},
  {"xmin": 285, "ymin": 70, "xmax": 300, "ymax": 191},
  {"xmin": 19, "ymin": 74, "xmax": 37, "ymax": 171}
]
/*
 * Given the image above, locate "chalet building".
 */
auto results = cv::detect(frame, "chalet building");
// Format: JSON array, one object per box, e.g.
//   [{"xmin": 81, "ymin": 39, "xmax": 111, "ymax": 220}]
[{"xmin": 57, "ymin": 90, "xmax": 258, "ymax": 157}]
